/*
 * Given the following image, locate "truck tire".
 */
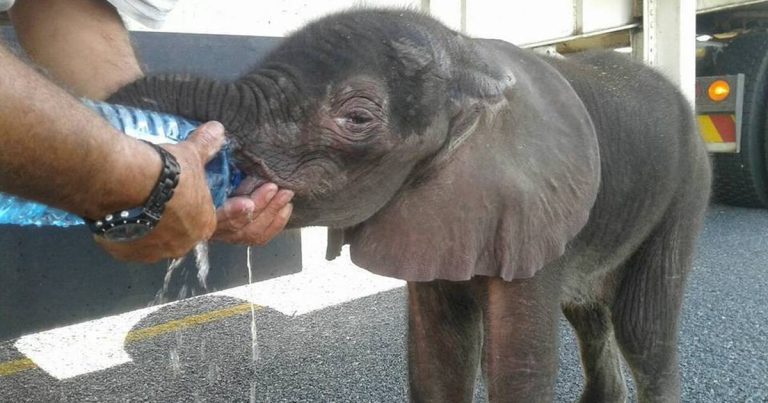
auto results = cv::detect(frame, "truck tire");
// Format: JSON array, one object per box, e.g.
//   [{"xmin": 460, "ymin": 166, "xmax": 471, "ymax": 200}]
[{"xmin": 710, "ymin": 32, "xmax": 768, "ymax": 208}]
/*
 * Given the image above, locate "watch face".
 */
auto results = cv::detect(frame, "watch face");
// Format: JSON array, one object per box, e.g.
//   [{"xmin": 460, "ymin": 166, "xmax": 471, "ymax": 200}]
[{"xmin": 104, "ymin": 223, "xmax": 152, "ymax": 242}]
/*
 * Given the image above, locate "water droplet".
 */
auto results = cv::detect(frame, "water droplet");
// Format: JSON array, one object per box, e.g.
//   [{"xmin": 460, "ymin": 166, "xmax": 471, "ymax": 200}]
[
  {"xmin": 152, "ymin": 241, "xmax": 211, "ymax": 305},
  {"xmin": 250, "ymin": 380, "xmax": 258, "ymax": 403},
  {"xmin": 207, "ymin": 362, "xmax": 219, "ymax": 386},
  {"xmin": 154, "ymin": 256, "xmax": 186, "ymax": 305},
  {"xmin": 194, "ymin": 242, "xmax": 210, "ymax": 290},
  {"xmin": 247, "ymin": 246, "xmax": 260, "ymax": 365},
  {"xmin": 169, "ymin": 348, "xmax": 182, "ymax": 376}
]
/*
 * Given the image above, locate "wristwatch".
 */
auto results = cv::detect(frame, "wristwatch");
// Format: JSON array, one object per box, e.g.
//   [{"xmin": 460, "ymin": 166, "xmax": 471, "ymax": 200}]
[{"xmin": 85, "ymin": 142, "xmax": 180, "ymax": 242}]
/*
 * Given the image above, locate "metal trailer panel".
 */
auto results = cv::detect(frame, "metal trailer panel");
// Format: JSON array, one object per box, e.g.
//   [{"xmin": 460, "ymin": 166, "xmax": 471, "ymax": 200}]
[
  {"xmin": 0, "ymin": 29, "xmax": 302, "ymax": 341},
  {"xmin": 123, "ymin": 0, "xmax": 422, "ymax": 36},
  {"xmin": 427, "ymin": 0, "xmax": 466, "ymax": 32},
  {"xmin": 697, "ymin": 0, "xmax": 768, "ymax": 13},
  {"xmin": 431, "ymin": 0, "xmax": 636, "ymax": 46},
  {"xmin": 121, "ymin": 0, "xmax": 637, "ymax": 48},
  {"xmin": 77, "ymin": 0, "xmax": 768, "ymax": 54},
  {"xmin": 582, "ymin": 0, "xmax": 635, "ymax": 35},
  {"xmin": 632, "ymin": 0, "xmax": 697, "ymax": 105},
  {"xmin": 464, "ymin": 1, "xmax": 576, "ymax": 44}
]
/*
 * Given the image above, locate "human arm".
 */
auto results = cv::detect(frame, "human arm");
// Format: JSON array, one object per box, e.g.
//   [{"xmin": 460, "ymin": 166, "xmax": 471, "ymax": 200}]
[
  {"xmin": 9, "ymin": 0, "xmax": 143, "ymax": 100},
  {"xmin": 8, "ymin": 0, "xmax": 293, "ymax": 246},
  {"xmin": 0, "ymin": 42, "xmax": 222, "ymax": 261}
]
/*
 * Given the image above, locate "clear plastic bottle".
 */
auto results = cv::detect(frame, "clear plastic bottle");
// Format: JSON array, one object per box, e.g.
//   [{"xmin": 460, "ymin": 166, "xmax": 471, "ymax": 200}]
[{"xmin": 0, "ymin": 100, "xmax": 241, "ymax": 227}]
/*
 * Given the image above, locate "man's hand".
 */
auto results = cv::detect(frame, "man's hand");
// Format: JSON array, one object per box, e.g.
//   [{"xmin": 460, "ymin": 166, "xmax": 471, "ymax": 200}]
[
  {"xmin": 213, "ymin": 183, "xmax": 294, "ymax": 245},
  {"xmin": 96, "ymin": 121, "xmax": 226, "ymax": 262}
]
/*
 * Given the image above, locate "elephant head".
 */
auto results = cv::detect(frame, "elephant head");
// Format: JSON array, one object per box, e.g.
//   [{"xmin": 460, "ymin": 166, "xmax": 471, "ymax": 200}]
[{"xmin": 109, "ymin": 9, "xmax": 600, "ymax": 281}]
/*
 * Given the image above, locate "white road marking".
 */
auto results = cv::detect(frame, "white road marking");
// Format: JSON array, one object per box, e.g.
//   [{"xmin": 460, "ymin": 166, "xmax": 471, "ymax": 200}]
[
  {"xmin": 14, "ymin": 306, "xmax": 162, "ymax": 380},
  {"xmin": 12, "ymin": 227, "xmax": 405, "ymax": 380},
  {"xmin": 216, "ymin": 256, "xmax": 405, "ymax": 316}
]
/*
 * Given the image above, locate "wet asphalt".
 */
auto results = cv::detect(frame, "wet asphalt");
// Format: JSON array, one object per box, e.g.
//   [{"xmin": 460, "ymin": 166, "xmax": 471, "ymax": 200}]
[{"xmin": 0, "ymin": 203, "xmax": 767, "ymax": 402}]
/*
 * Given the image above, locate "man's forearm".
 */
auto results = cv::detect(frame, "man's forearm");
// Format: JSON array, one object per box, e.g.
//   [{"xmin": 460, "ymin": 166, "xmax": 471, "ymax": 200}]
[
  {"xmin": 0, "ymin": 42, "xmax": 160, "ymax": 219},
  {"xmin": 9, "ymin": 0, "xmax": 144, "ymax": 100}
]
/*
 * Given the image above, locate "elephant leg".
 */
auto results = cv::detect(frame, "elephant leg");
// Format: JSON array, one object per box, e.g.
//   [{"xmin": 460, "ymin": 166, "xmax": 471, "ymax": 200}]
[
  {"xmin": 407, "ymin": 280, "xmax": 483, "ymax": 403},
  {"xmin": 479, "ymin": 275, "xmax": 561, "ymax": 403},
  {"xmin": 562, "ymin": 303, "xmax": 628, "ymax": 403},
  {"xmin": 611, "ymin": 203, "xmax": 701, "ymax": 403}
]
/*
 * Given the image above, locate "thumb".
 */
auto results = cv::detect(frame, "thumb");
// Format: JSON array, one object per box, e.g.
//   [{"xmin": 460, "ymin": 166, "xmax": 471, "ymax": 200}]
[{"xmin": 185, "ymin": 121, "xmax": 226, "ymax": 163}]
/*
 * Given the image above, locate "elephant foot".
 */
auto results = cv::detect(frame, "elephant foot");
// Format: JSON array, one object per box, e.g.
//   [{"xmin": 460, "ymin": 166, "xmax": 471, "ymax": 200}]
[{"xmin": 578, "ymin": 383, "xmax": 628, "ymax": 403}]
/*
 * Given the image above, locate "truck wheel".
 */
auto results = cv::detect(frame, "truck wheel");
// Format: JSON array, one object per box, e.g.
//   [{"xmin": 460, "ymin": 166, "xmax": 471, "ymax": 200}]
[{"xmin": 710, "ymin": 32, "xmax": 768, "ymax": 208}]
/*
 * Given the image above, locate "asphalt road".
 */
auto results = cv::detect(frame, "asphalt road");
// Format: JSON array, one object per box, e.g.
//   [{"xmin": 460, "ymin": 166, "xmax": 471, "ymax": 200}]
[{"xmin": 1, "ymin": 204, "xmax": 767, "ymax": 402}]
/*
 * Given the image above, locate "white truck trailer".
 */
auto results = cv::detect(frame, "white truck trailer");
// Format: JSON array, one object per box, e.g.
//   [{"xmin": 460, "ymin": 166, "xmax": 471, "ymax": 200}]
[
  {"xmin": 525, "ymin": 0, "xmax": 768, "ymax": 208},
  {"xmin": 457, "ymin": 0, "xmax": 768, "ymax": 208}
]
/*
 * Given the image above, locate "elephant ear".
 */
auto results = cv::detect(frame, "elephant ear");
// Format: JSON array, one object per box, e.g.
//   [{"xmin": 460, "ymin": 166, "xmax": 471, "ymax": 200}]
[{"xmin": 327, "ymin": 40, "xmax": 600, "ymax": 282}]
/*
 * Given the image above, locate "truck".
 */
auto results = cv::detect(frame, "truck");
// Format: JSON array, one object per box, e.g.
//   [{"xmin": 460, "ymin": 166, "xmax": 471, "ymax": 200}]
[
  {"xmin": 515, "ymin": 0, "xmax": 768, "ymax": 208},
  {"xmin": 694, "ymin": 1, "xmax": 768, "ymax": 207},
  {"xmin": 529, "ymin": 0, "xmax": 768, "ymax": 209}
]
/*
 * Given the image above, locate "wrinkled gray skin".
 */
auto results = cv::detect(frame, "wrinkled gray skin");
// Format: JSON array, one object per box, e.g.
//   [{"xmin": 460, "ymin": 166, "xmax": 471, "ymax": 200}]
[{"xmin": 110, "ymin": 9, "xmax": 711, "ymax": 403}]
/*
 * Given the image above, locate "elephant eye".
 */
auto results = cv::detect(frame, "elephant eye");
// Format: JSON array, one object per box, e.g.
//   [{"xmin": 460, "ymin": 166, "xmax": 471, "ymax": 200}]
[
  {"xmin": 337, "ymin": 108, "xmax": 377, "ymax": 132},
  {"xmin": 346, "ymin": 109, "xmax": 374, "ymax": 125}
]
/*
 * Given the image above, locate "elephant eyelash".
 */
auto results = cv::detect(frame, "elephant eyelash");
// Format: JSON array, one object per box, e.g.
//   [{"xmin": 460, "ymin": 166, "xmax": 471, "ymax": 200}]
[
  {"xmin": 334, "ymin": 115, "xmax": 379, "ymax": 137},
  {"xmin": 345, "ymin": 109, "xmax": 375, "ymax": 125}
]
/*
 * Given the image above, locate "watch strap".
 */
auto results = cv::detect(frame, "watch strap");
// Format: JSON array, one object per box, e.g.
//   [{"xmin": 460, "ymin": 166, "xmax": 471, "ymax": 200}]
[
  {"xmin": 141, "ymin": 141, "xmax": 181, "ymax": 220},
  {"xmin": 85, "ymin": 207, "xmax": 154, "ymax": 236},
  {"xmin": 85, "ymin": 141, "xmax": 181, "ymax": 237}
]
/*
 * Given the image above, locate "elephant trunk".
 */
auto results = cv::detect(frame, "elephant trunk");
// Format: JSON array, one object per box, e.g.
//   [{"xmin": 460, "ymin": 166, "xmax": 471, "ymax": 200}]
[
  {"xmin": 107, "ymin": 70, "xmax": 304, "ymax": 135},
  {"xmin": 106, "ymin": 74, "xmax": 242, "ymax": 129},
  {"xmin": 106, "ymin": 70, "xmax": 306, "ymax": 177}
]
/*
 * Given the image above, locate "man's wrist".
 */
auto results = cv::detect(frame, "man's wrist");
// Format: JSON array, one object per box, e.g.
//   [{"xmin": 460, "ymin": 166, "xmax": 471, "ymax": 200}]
[
  {"xmin": 84, "ymin": 136, "xmax": 164, "ymax": 220},
  {"xmin": 86, "ymin": 142, "xmax": 180, "ymax": 241},
  {"xmin": 138, "ymin": 141, "xmax": 181, "ymax": 219}
]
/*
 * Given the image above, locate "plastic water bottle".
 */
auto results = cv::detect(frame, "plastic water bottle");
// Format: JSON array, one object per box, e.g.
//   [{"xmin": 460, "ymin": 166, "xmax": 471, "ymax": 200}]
[{"xmin": 0, "ymin": 100, "xmax": 241, "ymax": 227}]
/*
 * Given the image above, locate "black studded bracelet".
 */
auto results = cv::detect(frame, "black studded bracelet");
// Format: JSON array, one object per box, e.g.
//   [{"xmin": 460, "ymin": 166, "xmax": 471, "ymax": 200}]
[{"xmin": 85, "ymin": 141, "xmax": 181, "ymax": 236}]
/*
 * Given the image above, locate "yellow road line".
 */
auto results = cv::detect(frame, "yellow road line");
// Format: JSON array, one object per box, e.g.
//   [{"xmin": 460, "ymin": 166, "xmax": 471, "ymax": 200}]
[
  {"xmin": 0, "ymin": 302, "xmax": 260, "ymax": 377},
  {"xmin": 125, "ymin": 302, "xmax": 259, "ymax": 343},
  {"xmin": 0, "ymin": 358, "xmax": 36, "ymax": 376}
]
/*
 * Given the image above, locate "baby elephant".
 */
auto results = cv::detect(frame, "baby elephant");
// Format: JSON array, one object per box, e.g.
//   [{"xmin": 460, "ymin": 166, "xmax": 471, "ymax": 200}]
[{"xmin": 110, "ymin": 9, "xmax": 711, "ymax": 403}]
